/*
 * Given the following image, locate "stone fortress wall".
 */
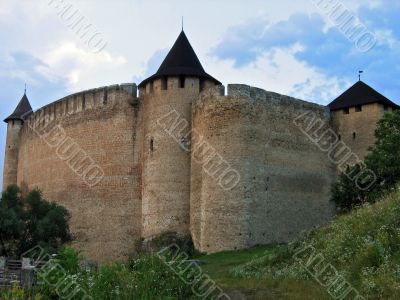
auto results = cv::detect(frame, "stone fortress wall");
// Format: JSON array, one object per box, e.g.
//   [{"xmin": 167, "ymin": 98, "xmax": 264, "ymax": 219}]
[
  {"xmin": 191, "ymin": 84, "xmax": 336, "ymax": 253},
  {"xmin": 14, "ymin": 84, "xmax": 143, "ymax": 261},
  {"xmin": 3, "ymin": 80, "xmax": 372, "ymax": 260}
]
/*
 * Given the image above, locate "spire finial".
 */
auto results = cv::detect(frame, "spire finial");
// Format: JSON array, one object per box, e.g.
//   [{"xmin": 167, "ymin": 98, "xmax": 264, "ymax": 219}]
[
  {"xmin": 358, "ymin": 70, "xmax": 364, "ymax": 81},
  {"xmin": 182, "ymin": 16, "xmax": 184, "ymax": 31},
  {"xmin": 24, "ymin": 83, "xmax": 27, "ymax": 95}
]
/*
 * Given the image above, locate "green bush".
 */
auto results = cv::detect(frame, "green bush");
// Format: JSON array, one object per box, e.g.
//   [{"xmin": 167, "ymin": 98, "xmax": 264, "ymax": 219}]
[
  {"xmin": 132, "ymin": 231, "xmax": 199, "ymax": 259},
  {"xmin": 35, "ymin": 247, "xmax": 199, "ymax": 300},
  {"xmin": 0, "ymin": 185, "xmax": 71, "ymax": 258},
  {"xmin": 331, "ymin": 164, "xmax": 369, "ymax": 212}
]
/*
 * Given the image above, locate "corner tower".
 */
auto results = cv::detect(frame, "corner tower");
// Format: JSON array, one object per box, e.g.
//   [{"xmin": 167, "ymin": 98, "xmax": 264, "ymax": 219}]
[
  {"xmin": 3, "ymin": 92, "xmax": 32, "ymax": 190},
  {"xmin": 329, "ymin": 81, "xmax": 399, "ymax": 160},
  {"xmin": 139, "ymin": 31, "xmax": 221, "ymax": 239}
]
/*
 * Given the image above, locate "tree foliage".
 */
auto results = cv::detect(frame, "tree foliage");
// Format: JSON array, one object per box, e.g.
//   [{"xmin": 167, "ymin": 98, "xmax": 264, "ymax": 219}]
[
  {"xmin": 0, "ymin": 185, "xmax": 71, "ymax": 258},
  {"xmin": 332, "ymin": 110, "xmax": 400, "ymax": 211},
  {"xmin": 365, "ymin": 110, "xmax": 400, "ymax": 188}
]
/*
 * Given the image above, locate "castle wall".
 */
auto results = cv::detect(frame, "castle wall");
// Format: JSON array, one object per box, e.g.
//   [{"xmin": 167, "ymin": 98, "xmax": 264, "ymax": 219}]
[
  {"xmin": 2, "ymin": 120, "xmax": 23, "ymax": 189},
  {"xmin": 191, "ymin": 84, "xmax": 336, "ymax": 253},
  {"xmin": 16, "ymin": 84, "xmax": 142, "ymax": 261},
  {"xmin": 5, "ymin": 78, "xmax": 382, "ymax": 260},
  {"xmin": 331, "ymin": 103, "xmax": 388, "ymax": 160},
  {"xmin": 141, "ymin": 77, "xmax": 214, "ymax": 238}
]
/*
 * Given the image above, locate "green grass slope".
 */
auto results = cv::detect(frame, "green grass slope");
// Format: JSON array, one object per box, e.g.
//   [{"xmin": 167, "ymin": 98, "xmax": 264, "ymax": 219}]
[{"xmin": 200, "ymin": 188, "xmax": 400, "ymax": 299}]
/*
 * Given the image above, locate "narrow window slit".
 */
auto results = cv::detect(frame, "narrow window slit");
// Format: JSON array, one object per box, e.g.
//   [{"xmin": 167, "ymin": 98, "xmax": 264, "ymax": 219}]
[
  {"xmin": 161, "ymin": 77, "xmax": 168, "ymax": 90},
  {"xmin": 150, "ymin": 139, "xmax": 154, "ymax": 152},
  {"xmin": 179, "ymin": 76, "xmax": 185, "ymax": 88}
]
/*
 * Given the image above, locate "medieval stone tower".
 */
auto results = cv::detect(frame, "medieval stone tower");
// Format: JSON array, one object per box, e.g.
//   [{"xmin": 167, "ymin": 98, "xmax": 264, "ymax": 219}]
[
  {"xmin": 3, "ymin": 93, "xmax": 32, "ymax": 189},
  {"xmin": 139, "ymin": 31, "xmax": 221, "ymax": 239},
  {"xmin": 329, "ymin": 81, "xmax": 398, "ymax": 160},
  {"xmin": 2, "ymin": 30, "xmax": 399, "ymax": 261}
]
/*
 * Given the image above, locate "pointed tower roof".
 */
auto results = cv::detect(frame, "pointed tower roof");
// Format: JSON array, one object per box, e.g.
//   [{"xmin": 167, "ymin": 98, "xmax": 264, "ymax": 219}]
[
  {"xmin": 139, "ymin": 31, "xmax": 221, "ymax": 87},
  {"xmin": 4, "ymin": 93, "xmax": 33, "ymax": 123},
  {"xmin": 328, "ymin": 81, "xmax": 399, "ymax": 111}
]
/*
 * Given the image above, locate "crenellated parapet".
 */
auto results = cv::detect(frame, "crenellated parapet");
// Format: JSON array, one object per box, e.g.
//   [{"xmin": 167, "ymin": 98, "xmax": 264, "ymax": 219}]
[
  {"xmin": 196, "ymin": 84, "xmax": 330, "ymax": 117},
  {"xmin": 21, "ymin": 83, "xmax": 137, "ymax": 137}
]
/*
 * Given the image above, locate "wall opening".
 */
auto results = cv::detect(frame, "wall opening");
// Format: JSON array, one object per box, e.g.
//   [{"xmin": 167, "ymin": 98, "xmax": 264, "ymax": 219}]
[
  {"xmin": 150, "ymin": 139, "xmax": 154, "ymax": 152},
  {"xmin": 149, "ymin": 82, "xmax": 154, "ymax": 94},
  {"xmin": 343, "ymin": 108, "xmax": 350, "ymax": 115},
  {"xmin": 199, "ymin": 79, "xmax": 205, "ymax": 92},
  {"xmin": 179, "ymin": 76, "xmax": 185, "ymax": 88},
  {"xmin": 338, "ymin": 134, "xmax": 341, "ymax": 141},
  {"xmin": 355, "ymin": 105, "xmax": 362, "ymax": 112},
  {"xmin": 353, "ymin": 132, "xmax": 356, "ymax": 140},
  {"xmin": 82, "ymin": 94, "xmax": 86, "ymax": 110},
  {"xmin": 161, "ymin": 77, "xmax": 168, "ymax": 90},
  {"xmin": 103, "ymin": 88, "xmax": 108, "ymax": 105}
]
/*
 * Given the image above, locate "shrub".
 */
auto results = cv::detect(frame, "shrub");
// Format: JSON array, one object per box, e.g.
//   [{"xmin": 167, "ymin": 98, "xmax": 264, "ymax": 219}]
[
  {"xmin": 132, "ymin": 231, "xmax": 199, "ymax": 258},
  {"xmin": 35, "ymin": 247, "xmax": 199, "ymax": 299},
  {"xmin": 331, "ymin": 164, "xmax": 369, "ymax": 212},
  {"xmin": 0, "ymin": 185, "xmax": 71, "ymax": 258}
]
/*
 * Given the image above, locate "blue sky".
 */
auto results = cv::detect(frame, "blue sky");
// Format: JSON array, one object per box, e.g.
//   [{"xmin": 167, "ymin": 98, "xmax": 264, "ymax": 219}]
[{"xmin": 0, "ymin": 0, "xmax": 399, "ymax": 185}]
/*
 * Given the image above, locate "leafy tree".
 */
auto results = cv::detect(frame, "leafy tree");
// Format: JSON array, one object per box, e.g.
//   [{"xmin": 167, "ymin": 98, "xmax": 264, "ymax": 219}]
[
  {"xmin": 331, "ymin": 164, "xmax": 368, "ymax": 211},
  {"xmin": 365, "ymin": 110, "xmax": 400, "ymax": 189},
  {"xmin": 0, "ymin": 185, "xmax": 71, "ymax": 258},
  {"xmin": 332, "ymin": 110, "xmax": 400, "ymax": 211}
]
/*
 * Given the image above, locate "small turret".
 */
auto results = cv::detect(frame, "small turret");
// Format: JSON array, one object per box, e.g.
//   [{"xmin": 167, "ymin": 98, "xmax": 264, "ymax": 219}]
[
  {"xmin": 3, "ymin": 92, "xmax": 32, "ymax": 190},
  {"xmin": 329, "ymin": 81, "xmax": 399, "ymax": 160}
]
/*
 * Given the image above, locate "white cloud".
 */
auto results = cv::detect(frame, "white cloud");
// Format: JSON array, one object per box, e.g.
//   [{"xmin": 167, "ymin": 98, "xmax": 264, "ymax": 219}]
[
  {"xmin": 205, "ymin": 46, "xmax": 344, "ymax": 104},
  {"xmin": 39, "ymin": 42, "xmax": 129, "ymax": 92}
]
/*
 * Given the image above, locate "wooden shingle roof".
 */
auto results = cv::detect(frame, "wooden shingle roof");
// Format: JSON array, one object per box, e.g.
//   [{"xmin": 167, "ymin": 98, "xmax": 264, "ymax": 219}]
[
  {"xmin": 4, "ymin": 93, "xmax": 33, "ymax": 123},
  {"xmin": 328, "ymin": 81, "xmax": 399, "ymax": 111},
  {"xmin": 139, "ymin": 31, "xmax": 221, "ymax": 87}
]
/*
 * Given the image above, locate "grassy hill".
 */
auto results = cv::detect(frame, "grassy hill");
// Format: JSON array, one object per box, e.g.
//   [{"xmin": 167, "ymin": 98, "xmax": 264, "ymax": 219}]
[{"xmin": 199, "ymin": 188, "xmax": 400, "ymax": 299}]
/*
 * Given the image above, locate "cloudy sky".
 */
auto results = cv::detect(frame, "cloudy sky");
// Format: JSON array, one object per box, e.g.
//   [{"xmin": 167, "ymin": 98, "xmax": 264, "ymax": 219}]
[{"xmin": 0, "ymin": 0, "xmax": 399, "ymax": 184}]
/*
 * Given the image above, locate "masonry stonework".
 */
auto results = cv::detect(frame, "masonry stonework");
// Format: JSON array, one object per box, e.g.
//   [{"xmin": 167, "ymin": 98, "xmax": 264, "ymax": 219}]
[
  {"xmin": 191, "ymin": 85, "xmax": 336, "ymax": 253},
  {"xmin": 331, "ymin": 103, "xmax": 391, "ymax": 160},
  {"xmin": 14, "ymin": 84, "xmax": 142, "ymax": 261},
  {"xmin": 3, "ymin": 120, "xmax": 22, "ymax": 189},
  {"xmin": 141, "ymin": 77, "xmax": 203, "ymax": 238}
]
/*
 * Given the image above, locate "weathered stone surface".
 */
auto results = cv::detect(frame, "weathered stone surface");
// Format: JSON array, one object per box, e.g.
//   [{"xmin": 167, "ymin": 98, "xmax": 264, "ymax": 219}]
[
  {"xmin": 5, "ymin": 84, "xmax": 143, "ymax": 262},
  {"xmin": 191, "ymin": 86, "xmax": 336, "ymax": 253},
  {"xmin": 331, "ymin": 103, "xmax": 390, "ymax": 161},
  {"xmin": 3, "ymin": 120, "xmax": 22, "ymax": 189}
]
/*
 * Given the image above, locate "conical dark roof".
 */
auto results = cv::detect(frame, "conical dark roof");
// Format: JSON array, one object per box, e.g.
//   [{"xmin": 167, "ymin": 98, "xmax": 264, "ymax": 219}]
[
  {"xmin": 139, "ymin": 31, "xmax": 221, "ymax": 87},
  {"xmin": 4, "ymin": 93, "xmax": 33, "ymax": 123},
  {"xmin": 328, "ymin": 81, "xmax": 399, "ymax": 111}
]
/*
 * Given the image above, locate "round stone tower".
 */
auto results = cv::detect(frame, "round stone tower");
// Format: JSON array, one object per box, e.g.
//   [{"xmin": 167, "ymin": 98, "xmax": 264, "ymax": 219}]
[
  {"xmin": 139, "ymin": 30, "xmax": 221, "ymax": 239},
  {"xmin": 3, "ymin": 93, "xmax": 32, "ymax": 190}
]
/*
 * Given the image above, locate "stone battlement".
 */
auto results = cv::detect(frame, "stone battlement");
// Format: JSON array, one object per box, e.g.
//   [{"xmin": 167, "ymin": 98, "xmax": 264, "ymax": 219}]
[
  {"xmin": 23, "ymin": 83, "xmax": 137, "ymax": 134},
  {"xmin": 196, "ymin": 84, "xmax": 329, "ymax": 117}
]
